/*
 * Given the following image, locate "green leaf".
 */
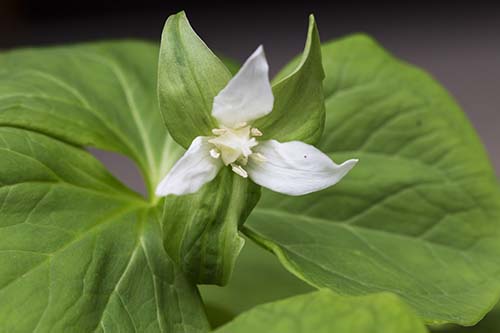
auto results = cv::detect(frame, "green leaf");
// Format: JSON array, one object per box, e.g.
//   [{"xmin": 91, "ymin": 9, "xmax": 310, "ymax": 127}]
[
  {"xmin": 431, "ymin": 304, "xmax": 500, "ymax": 332},
  {"xmin": 244, "ymin": 34, "xmax": 500, "ymax": 325},
  {"xmin": 163, "ymin": 169, "xmax": 260, "ymax": 285},
  {"xmin": 158, "ymin": 11, "xmax": 232, "ymax": 148},
  {"xmin": 200, "ymin": 236, "xmax": 313, "ymax": 328},
  {"xmin": 0, "ymin": 41, "xmax": 216, "ymax": 331},
  {"xmin": 0, "ymin": 127, "xmax": 209, "ymax": 332},
  {"xmin": 0, "ymin": 40, "xmax": 184, "ymax": 198},
  {"xmin": 215, "ymin": 290, "xmax": 428, "ymax": 333},
  {"xmin": 254, "ymin": 14, "xmax": 325, "ymax": 145}
]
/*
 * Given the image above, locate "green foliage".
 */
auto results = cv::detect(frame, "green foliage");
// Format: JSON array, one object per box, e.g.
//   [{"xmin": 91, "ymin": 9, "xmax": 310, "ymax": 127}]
[
  {"xmin": 157, "ymin": 12, "xmax": 327, "ymax": 285},
  {"xmin": 200, "ymin": 236, "xmax": 313, "ymax": 327},
  {"xmin": 163, "ymin": 169, "xmax": 260, "ymax": 285},
  {"xmin": 431, "ymin": 304, "xmax": 500, "ymax": 332},
  {"xmin": 244, "ymin": 34, "xmax": 500, "ymax": 325},
  {"xmin": 215, "ymin": 290, "xmax": 428, "ymax": 333},
  {"xmin": 0, "ymin": 126, "xmax": 209, "ymax": 332},
  {"xmin": 158, "ymin": 11, "xmax": 231, "ymax": 149},
  {"xmin": 253, "ymin": 15, "xmax": 325, "ymax": 145},
  {"xmin": 0, "ymin": 41, "xmax": 211, "ymax": 332},
  {"xmin": 0, "ymin": 41, "xmax": 181, "ymax": 198},
  {"xmin": 1, "ymin": 11, "xmax": 499, "ymax": 332}
]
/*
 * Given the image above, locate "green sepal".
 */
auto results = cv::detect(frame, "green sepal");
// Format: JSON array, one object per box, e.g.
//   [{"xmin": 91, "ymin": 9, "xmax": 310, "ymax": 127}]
[
  {"xmin": 158, "ymin": 11, "xmax": 232, "ymax": 148},
  {"xmin": 163, "ymin": 168, "xmax": 261, "ymax": 285},
  {"xmin": 254, "ymin": 14, "xmax": 325, "ymax": 145}
]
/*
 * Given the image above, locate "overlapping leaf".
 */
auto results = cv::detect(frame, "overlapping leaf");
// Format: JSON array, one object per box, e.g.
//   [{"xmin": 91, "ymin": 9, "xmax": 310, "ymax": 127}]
[
  {"xmin": 0, "ymin": 42, "xmax": 209, "ymax": 332},
  {"xmin": 244, "ymin": 34, "xmax": 500, "ymax": 325},
  {"xmin": 215, "ymin": 290, "xmax": 428, "ymax": 333},
  {"xmin": 0, "ymin": 41, "xmax": 183, "ymax": 196},
  {"xmin": 200, "ymin": 237, "xmax": 313, "ymax": 327}
]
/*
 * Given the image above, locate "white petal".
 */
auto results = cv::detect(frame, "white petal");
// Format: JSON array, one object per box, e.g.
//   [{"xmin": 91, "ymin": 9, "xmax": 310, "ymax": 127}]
[
  {"xmin": 212, "ymin": 45, "xmax": 274, "ymax": 127},
  {"xmin": 155, "ymin": 136, "xmax": 223, "ymax": 196},
  {"xmin": 247, "ymin": 140, "xmax": 358, "ymax": 196}
]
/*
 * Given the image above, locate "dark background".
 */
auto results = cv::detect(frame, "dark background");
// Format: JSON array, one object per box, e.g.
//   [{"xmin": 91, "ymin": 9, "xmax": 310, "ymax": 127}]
[{"xmin": 1, "ymin": 1, "xmax": 498, "ymax": 189}]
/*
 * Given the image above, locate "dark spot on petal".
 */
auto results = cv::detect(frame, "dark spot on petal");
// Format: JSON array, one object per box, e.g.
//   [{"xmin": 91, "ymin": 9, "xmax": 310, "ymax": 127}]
[{"xmin": 304, "ymin": 155, "xmax": 307, "ymax": 158}]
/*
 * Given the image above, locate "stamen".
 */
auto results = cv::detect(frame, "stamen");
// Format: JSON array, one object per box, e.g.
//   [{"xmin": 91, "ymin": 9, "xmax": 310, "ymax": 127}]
[
  {"xmin": 238, "ymin": 156, "xmax": 249, "ymax": 166},
  {"xmin": 209, "ymin": 148, "xmax": 221, "ymax": 159},
  {"xmin": 251, "ymin": 128, "xmax": 263, "ymax": 136},
  {"xmin": 251, "ymin": 152, "xmax": 267, "ymax": 162},
  {"xmin": 212, "ymin": 128, "xmax": 227, "ymax": 136},
  {"xmin": 231, "ymin": 164, "xmax": 248, "ymax": 178},
  {"xmin": 242, "ymin": 146, "xmax": 254, "ymax": 157},
  {"xmin": 247, "ymin": 137, "xmax": 258, "ymax": 149},
  {"xmin": 234, "ymin": 122, "xmax": 248, "ymax": 129}
]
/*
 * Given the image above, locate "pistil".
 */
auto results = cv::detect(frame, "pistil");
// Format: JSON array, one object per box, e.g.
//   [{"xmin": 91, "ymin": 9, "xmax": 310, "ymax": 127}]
[{"xmin": 209, "ymin": 124, "xmax": 265, "ymax": 177}]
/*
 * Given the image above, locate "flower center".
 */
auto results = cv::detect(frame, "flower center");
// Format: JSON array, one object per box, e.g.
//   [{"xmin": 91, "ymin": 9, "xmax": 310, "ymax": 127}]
[{"xmin": 208, "ymin": 123, "xmax": 265, "ymax": 178}]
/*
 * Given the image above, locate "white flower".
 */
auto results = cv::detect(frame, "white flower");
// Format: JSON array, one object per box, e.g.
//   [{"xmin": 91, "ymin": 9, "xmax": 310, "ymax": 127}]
[{"xmin": 156, "ymin": 46, "xmax": 358, "ymax": 197}]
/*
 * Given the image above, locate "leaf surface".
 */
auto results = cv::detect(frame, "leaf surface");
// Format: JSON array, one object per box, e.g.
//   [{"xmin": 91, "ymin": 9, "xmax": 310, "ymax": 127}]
[
  {"xmin": 0, "ymin": 128, "xmax": 209, "ymax": 332},
  {"xmin": 245, "ymin": 34, "xmax": 500, "ymax": 325},
  {"xmin": 215, "ymin": 290, "xmax": 428, "ymax": 333},
  {"xmin": 0, "ymin": 40, "xmax": 183, "ymax": 197},
  {"xmin": 200, "ymin": 236, "xmax": 313, "ymax": 328},
  {"xmin": 254, "ymin": 14, "xmax": 325, "ymax": 145},
  {"xmin": 0, "ymin": 41, "xmax": 211, "ymax": 332},
  {"xmin": 158, "ymin": 13, "xmax": 264, "ymax": 284},
  {"xmin": 158, "ymin": 11, "xmax": 231, "ymax": 148}
]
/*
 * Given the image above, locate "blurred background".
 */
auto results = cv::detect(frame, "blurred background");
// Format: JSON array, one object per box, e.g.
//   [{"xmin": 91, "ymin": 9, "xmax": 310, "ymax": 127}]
[{"xmin": 0, "ymin": 0, "xmax": 498, "ymax": 180}]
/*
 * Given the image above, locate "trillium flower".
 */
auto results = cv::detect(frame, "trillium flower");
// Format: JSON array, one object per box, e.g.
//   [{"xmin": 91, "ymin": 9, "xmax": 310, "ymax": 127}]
[{"xmin": 156, "ymin": 46, "xmax": 358, "ymax": 197}]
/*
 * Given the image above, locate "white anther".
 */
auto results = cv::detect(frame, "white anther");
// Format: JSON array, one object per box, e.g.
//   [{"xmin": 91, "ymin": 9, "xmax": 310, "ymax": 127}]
[
  {"xmin": 212, "ymin": 128, "xmax": 227, "ymax": 136},
  {"xmin": 238, "ymin": 156, "xmax": 249, "ymax": 166},
  {"xmin": 209, "ymin": 149, "xmax": 221, "ymax": 159},
  {"xmin": 251, "ymin": 128, "xmax": 263, "ymax": 136},
  {"xmin": 234, "ymin": 122, "xmax": 248, "ymax": 129},
  {"xmin": 251, "ymin": 152, "xmax": 267, "ymax": 162},
  {"xmin": 231, "ymin": 164, "xmax": 248, "ymax": 178}
]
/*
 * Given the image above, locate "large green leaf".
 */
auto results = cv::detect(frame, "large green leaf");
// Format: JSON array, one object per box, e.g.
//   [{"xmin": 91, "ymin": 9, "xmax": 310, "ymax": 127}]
[
  {"xmin": 215, "ymin": 290, "xmax": 428, "ymax": 333},
  {"xmin": 0, "ymin": 42, "xmax": 210, "ymax": 332},
  {"xmin": 431, "ymin": 304, "xmax": 500, "ymax": 332},
  {"xmin": 244, "ymin": 34, "xmax": 500, "ymax": 325},
  {"xmin": 0, "ymin": 127, "xmax": 209, "ymax": 332},
  {"xmin": 0, "ymin": 41, "xmax": 183, "ymax": 198}
]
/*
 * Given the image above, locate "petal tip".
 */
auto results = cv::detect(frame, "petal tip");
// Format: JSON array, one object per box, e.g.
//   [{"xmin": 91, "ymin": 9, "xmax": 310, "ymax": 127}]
[
  {"xmin": 251, "ymin": 45, "xmax": 264, "ymax": 57},
  {"xmin": 248, "ymin": 45, "xmax": 267, "ymax": 65},
  {"xmin": 342, "ymin": 158, "xmax": 359, "ymax": 170}
]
